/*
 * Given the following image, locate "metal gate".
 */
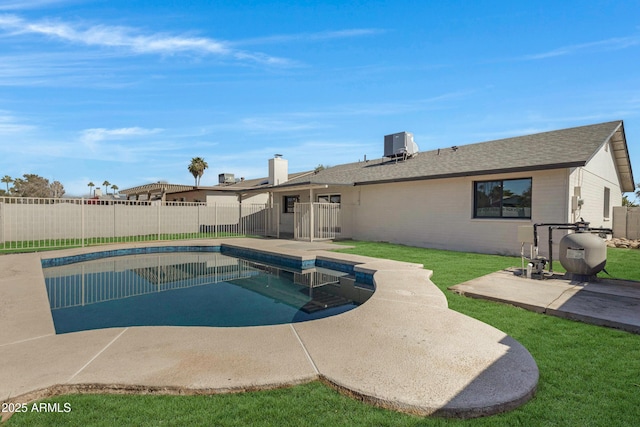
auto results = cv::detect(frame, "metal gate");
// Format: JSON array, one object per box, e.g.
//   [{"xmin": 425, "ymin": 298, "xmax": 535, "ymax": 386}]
[{"xmin": 294, "ymin": 202, "xmax": 341, "ymax": 241}]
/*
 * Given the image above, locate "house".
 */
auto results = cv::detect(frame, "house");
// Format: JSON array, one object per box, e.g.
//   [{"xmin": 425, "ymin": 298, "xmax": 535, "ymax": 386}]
[
  {"xmin": 120, "ymin": 167, "xmax": 314, "ymax": 205},
  {"xmin": 258, "ymin": 120, "xmax": 634, "ymax": 255},
  {"xmin": 118, "ymin": 120, "xmax": 634, "ymax": 256}
]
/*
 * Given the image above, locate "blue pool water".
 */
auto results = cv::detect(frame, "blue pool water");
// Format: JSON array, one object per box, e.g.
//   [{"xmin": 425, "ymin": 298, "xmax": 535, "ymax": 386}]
[{"xmin": 42, "ymin": 250, "xmax": 373, "ymax": 334}]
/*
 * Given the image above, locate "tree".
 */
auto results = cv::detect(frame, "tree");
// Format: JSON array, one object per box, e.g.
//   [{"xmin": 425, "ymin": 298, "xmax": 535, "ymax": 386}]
[
  {"xmin": 103, "ymin": 180, "xmax": 111, "ymax": 195},
  {"xmin": 188, "ymin": 157, "xmax": 208, "ymax": 187},
  {"xmin": 11, "ymin": 174, "xmax": 64, "ymax": 198},
  {"xmin": 1, "ymin": 175, "xmax": 12, "ymax": 193},
  {"xmin": 50, "ymin": 181, "xmax": 65, "ymax": 198},
  {"xmin": 88, "ymin": 182, "xmax": 95, "ymax": 197},
  {"xmin": 636, "ymin": 182, "xmax": 640, "ymax": 203},
  {"xmin": 111, "ymin": 184, "xmax": 119, "ymax": 194}
]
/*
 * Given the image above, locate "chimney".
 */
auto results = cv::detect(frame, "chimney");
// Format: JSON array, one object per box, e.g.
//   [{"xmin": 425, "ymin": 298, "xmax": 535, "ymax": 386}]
[{"xmin": 268, "ymin": 154, "xmax": 288, "ymax": 185}]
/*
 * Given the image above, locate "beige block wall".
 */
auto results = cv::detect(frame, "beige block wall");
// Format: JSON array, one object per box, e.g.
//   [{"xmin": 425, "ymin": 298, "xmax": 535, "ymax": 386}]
[
  {"xmin": 0, "ymin": 202, "xmax": 269, "ymax": 243},
  {"xmin": 568, "ymin": 141, "xmax": 622, "ymax": 228},
  {"xmin": 348, "ymin": 169, "xmax": 570, "ymax": 256}
]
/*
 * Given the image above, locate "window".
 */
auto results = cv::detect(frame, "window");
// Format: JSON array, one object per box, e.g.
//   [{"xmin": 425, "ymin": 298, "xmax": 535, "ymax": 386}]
[
  {"xmin": 317, "ymin": 194, "xmax": 341, "ymax": 204},
  {"xmin": 474, "ymin": 178, "xmax": 532, "ymax": 219},
  {"xmin": 604, "ymin": 187, "xmax": 610, "ymax": 219},
  {"xmin": 283, "ymin": 195, "xmax": 299, "ymax": 213}
]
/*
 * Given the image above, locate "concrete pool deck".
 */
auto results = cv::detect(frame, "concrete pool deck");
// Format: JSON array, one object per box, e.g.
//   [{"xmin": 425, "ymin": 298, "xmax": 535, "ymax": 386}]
[{"xmin": 0, "ymin": 239, "xmax": 538, "ymax": 419}]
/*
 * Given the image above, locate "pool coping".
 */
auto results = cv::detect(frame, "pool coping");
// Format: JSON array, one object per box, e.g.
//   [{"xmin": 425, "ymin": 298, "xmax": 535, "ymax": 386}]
[{"xmin": 0, "ymin": 238, "xmax": 539, "ymax": 419}]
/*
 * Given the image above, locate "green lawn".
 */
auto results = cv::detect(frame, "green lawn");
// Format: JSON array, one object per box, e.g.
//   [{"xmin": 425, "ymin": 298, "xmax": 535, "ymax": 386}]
[{"xmin": 5, "ymin": 242, "xmax": 640, "ymax": 426}]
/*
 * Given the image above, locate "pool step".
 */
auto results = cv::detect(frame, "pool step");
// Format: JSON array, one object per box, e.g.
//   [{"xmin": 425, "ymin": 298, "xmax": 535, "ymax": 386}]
[{"xmin": 301, "ymin": 289, "xmax": 352, "ymax": 313}]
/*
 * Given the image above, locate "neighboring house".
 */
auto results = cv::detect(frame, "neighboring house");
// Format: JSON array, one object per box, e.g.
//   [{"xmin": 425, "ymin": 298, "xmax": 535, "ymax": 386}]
[
  {"xmin": 263, "ymin": 120, "xmax": 634, "ymax": 255},
  {"xmin": 120, "ymin": 168, "xmax": 314, "ymax": 205}
]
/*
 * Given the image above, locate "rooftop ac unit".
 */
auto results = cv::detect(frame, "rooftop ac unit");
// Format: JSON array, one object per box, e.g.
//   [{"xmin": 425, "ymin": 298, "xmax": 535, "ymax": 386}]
[
  {"xmin": 384, "ymin": 132, "xmax": 418, "ymax": 158},
  {"xmin": 218, "ymin": 173, "xmax": 235, "ymax": 184}
]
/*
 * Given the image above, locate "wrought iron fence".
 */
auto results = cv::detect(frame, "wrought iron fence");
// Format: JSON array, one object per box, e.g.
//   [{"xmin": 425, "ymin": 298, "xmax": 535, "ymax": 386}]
[
  {"xmin": 0, "ymin": 197, "xmax": 277, "ymax": 251},
  {"xmin": 294, "ymin": 202, "xmax": 341, "ymax": 241}
]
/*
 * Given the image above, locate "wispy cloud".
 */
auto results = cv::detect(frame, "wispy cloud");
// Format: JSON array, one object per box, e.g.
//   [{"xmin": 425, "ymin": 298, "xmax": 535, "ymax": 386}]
[
  {"xmin": 232, "ymin": 28, "xmax": 384, "ymax": 46},
  {"xmin": 0, "ymin": 0, "xmax": 74, "ymax": 11},
  {"xmin": 523, "ymin": 35, "xmax": 640, "ymax": 60},
  {"xmin": 240, "ymin": 117, "xmax": 325, "ymax": 133},
  {"xmin": 80, "ymin": 127, "xmax": 163, "ymax": 147},
  {"xmin": 217, "ymin": 91, "xmax": 475, "ymax": 136},
  {"xmin": 0, "ymin": 111, "xmax": 36, "ymax": 134},
  {"xmin": 0, "ymin": 51, "xmax": 138, "ymax": 87},
  {"xmin": 0, "ymin": 14, "xmax": 292, "ymax": 65}
]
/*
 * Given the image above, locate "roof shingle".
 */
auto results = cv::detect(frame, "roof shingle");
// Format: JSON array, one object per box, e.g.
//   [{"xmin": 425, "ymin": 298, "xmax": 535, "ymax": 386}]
[{"xmin": 283, "ymin": 121, "xmax": 632, "ymax": 189}]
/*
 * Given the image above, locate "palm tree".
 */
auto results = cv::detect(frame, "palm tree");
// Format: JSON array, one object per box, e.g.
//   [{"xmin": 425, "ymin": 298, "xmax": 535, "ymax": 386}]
[
  {"xmin": 188, "ymin": 157, "xmax": 208, "ymax": 187},
  {"xmin": 111, "ymin": 184, "xmax": 119, "ymax": 195},
  {"xmin": 87, "ymin": 182, "xmax": 95, "ymax": 197},
  {"xmin": 103, "ymin": 180, "xmax": 111, "ymax": 195},
  {"xmin": 1, "ymin": 175, "xmax": 12, "ymax": 193}
]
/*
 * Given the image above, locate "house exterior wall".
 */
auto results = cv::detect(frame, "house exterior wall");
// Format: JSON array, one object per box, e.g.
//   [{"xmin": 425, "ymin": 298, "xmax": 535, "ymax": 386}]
[
  {"xmin": 267, "ymin": 150, "xmax": 627, "ymax": 255},
  {"xmin": 348, "ymin": 169, "xmax": 570, "ymax": 256},
  {"xmin": 165, "ymin": 189, "xmax": 208, "ymax": 203},
  {"xmin": 205, "ymin": 192, "xmax": 268, "ymax": 205},
  {"xmin": 205, "ymin": 193, "xmax": 239, "ymax": 204},
  {"xmin": 163, "ymin": 190, "xmax": 267, "ymax": 205},
  {"xmin": 568, "ymin": 141, "xmax": 622, "ymax": 228},
  {"xmin": 277, "ymin": 191, "xmax": 312, "ymax": 234}
]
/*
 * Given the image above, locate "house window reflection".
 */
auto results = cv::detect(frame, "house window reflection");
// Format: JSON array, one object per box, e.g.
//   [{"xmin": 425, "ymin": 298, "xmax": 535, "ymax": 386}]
[
  {"xmin": 317, "ymin": 194, "xmax": 341, "ymax": 204},
  {"xmin": 474, "ymin": 178, "xmax": 532, "ymax": 219},
  {"xmin": 284, "ymin": 195, "xmax": 299, "ymax": 213}
]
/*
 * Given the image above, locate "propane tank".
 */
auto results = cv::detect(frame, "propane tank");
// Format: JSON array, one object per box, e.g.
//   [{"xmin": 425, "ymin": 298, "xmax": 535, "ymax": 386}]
[{"xmin": 559, "ymin": 232, "xmax": 606, "ymax": 277}]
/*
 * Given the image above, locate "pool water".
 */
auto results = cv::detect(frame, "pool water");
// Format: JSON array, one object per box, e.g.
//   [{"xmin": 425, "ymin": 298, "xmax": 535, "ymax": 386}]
[{"xmin": 42, "ymin": 252, "xmax": 373, "ymax": 333}]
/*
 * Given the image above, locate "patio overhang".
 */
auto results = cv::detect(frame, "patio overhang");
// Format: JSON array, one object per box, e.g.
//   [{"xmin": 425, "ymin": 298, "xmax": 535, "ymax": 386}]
[
  {"xmin": 119, "ymin": 183, "xmax": 197, "ymax": 201},
  {"xmin": 238, "ymin": 182, "xmax": 339, "ymax": 195}
]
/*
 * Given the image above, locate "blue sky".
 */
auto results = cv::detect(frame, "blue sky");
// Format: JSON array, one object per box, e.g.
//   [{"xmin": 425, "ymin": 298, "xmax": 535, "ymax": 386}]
[{"xmin": 1, "ymin": 0, "xmax": 639, "ymax": 197}]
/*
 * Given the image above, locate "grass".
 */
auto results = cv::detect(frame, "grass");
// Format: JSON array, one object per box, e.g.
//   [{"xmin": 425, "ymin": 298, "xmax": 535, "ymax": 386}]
[{"xmin": 5, "ymin": 241, "xmax": 640, "ymax": 426}]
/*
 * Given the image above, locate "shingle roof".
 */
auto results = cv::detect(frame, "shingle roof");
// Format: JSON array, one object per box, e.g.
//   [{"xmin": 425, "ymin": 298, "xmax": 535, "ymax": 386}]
[
  {"xmin": 282, "ymin": 121, "xmax": 634, "ymax": 191},
  {"xmin": 211, "ymin": 171, "xmax": 313, "ymax": 192},
  {"xmin": 120, "ymin": 171, "xmax": 315, "ymax": 195}
]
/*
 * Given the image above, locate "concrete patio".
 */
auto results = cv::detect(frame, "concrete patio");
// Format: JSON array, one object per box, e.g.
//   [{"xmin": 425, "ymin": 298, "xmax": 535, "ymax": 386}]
[
  {"xmin": 1, "ymin": 239, "xmax": 538, "ymax": 419},
  {"xmin": 450, "ymin": 268, "xmax": 640, "ymax": 334}
]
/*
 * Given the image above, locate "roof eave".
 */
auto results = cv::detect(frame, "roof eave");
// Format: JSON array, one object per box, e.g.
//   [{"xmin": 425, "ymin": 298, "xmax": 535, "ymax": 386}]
[{"xmin": 606, "ymin": 122, "xmax": 635, "ymax": 192}]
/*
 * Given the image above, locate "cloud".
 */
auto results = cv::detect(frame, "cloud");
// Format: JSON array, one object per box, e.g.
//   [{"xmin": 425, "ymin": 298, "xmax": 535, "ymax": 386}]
[
  {"xmin": 0, "ymin": 111, "xmax": 36, "ymax": 134},
  {"xmin": 0, "ymin": 51, "xmax": 136, "ymax": 87},
  {"xmin": 80, "ymin": 127, "xmax": 163, "ymax": 145},
  {"xmin": 240, "ymin": 117, "xmax": 325, "ymax": 133},
  {"xmin": 523, "ymin": 35, "xmax": 640, "ymax": 60},
  {"xmin": 0, "ymin": 0, "xmax": 72, "ymax": 10},
  {"xmin": 232, "ymin": 28, "xmax": 384, "ymax": 46},
  {"xmin": 0, "ymin": 14, "xmax": 292, "ymax": 65}
]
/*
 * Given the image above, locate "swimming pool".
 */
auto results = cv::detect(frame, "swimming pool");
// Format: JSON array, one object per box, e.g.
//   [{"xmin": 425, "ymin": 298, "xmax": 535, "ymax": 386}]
[{"xmin": 42, "ymin": 248, "xmax": 373, "ymax": 333}]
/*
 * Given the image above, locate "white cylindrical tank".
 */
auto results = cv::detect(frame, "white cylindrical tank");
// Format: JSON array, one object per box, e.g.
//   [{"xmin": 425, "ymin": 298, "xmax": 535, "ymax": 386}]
[{"xmin": 559, "ymin": 232, "xmax": 607, "ymax": 276}]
